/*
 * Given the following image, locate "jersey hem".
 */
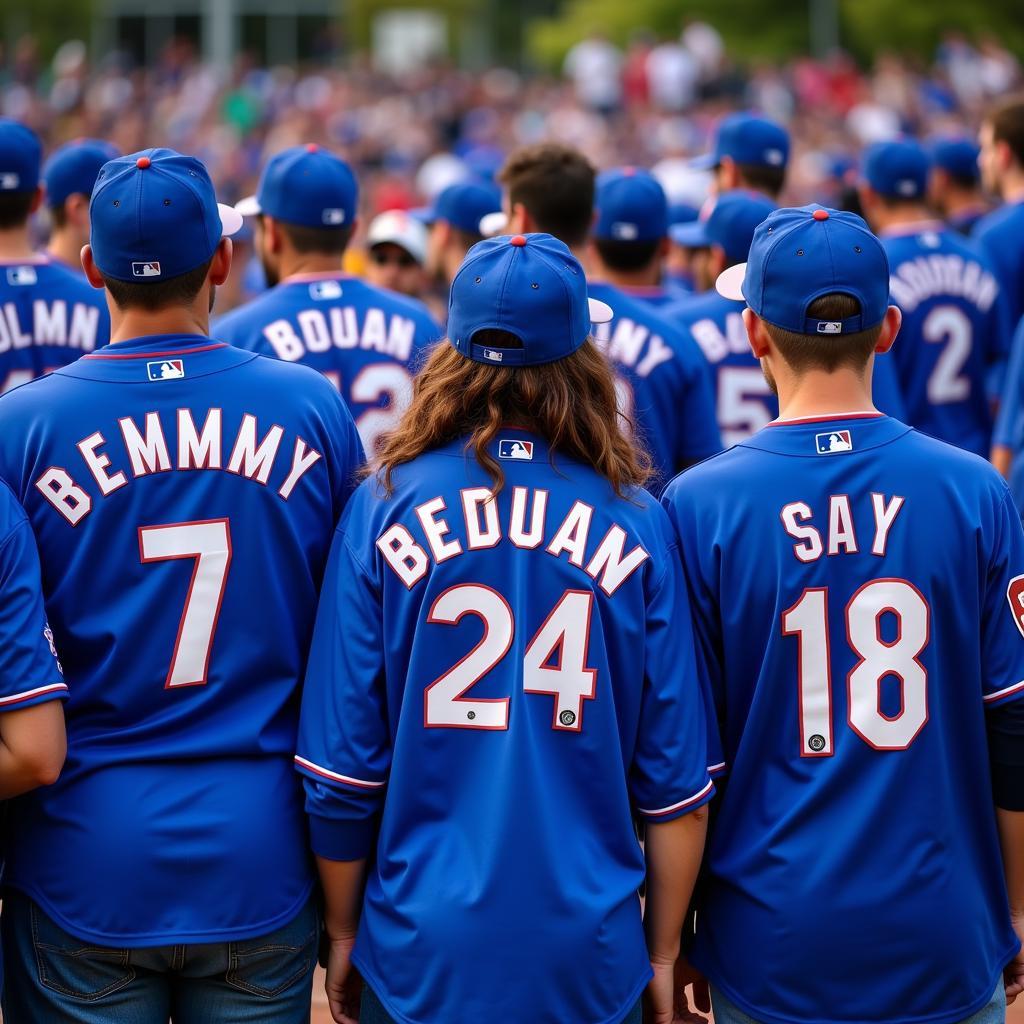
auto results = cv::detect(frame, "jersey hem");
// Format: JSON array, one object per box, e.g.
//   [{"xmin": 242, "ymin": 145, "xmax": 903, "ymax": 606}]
[
  {"xmin": 0, "ymin": 682, "xmax": 68, "ymax": 708},
  {"xmin": 5, "ymin": 879, "xmax": 315, "ymax": 948},
  {"xmin": 352, "ymin": 952, "xmax": 652, "ymax": 1024},
  {"xmin": 700, "ymin": 939, "xmax": 1019, "ymax": 1024}
]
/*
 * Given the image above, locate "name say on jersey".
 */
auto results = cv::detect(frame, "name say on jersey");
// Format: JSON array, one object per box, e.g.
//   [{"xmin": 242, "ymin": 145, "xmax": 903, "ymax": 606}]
[
  {"xmin": 297, "ymin": 432, "xmax": 714, "ymax": 1024},
  {"xmin": 215, "ymin": 273, "xmax": 441, "ymax": 453},
  {"xmin": 663, "ymin": 413, "xmax": 1024, "ymax": 1024}
]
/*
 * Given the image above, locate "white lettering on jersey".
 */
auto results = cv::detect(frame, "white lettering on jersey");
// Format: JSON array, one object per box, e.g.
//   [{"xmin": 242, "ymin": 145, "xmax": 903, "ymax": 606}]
[
  {"xmin": 119, "ymin": 413, "xmax": 172, "ymax": 476},
  {"xmin": 68, "ymin": 304, "xmax": 100, "ymax": 350},
  {"xmin": 264, "ymin": 320, "xmax": 305, "ymax": 361},
  {"xmin": 178, "ymin": 408, "xmax": 223, "ymax": 469},
  {"xmin": 77, "ymin": 432, "xmax": 128, "ymax": 495},
  {"xmin": 781, "ymin": 501, "xmax": 823, "ymax": 563},
  {"xmin": 35, "ymin": 467, "xmax": 92, "ymax": 525},
  {"xmin": 415, "ymin": 497, "xmax": 463, "ymax": 562},
  {"xmin": 888, "ymin": 254, "xmax": 998, "ymax": 313},
  {"xmin": 585, "ymin": 524, "xmax": 650, "ymax": 596},
  {"xmin": 782, "ymin": 493, "xmax": 905, "ymax": 563},
  {"xmin": 689, "ymin": 312, "xmax": 748, "ymax": 364},
  {"xmin": 0, "ymin": 304, "xmax": 31, "ymax": 351},
  {"xmin": 546, "ymin": 501, "xmax": 594, "ymax": 567},
  {"xmin": 461, "ymin": 488, "xmax": 501, "ymax": 550},
  {"xmin": 226, "ymin": 414, "xmax": 284, "ymax": 485},
  {"xmin": 33, "ymin": 300, "xmax": 68, "ymax": 344},
  {"xmin": 509, "ymin": 486, "xmax": 548, "ymax": 549},
  {"xmin": 278, "ymin": 437, "xmax": 322, "ymax": 500},
  {"xmin": 262, "ymin": 307, "xmax": 416, "ymax": 363},
  {"xmin": 377, "ymin": 524, "xmax": 429, "ymax": 588},
  {"xmin": 827, "ymin": 495, "xmax": 858, "ymax": 556},
  {"xmin": 871, "ymin": 494, "xmax": 905, "ymax": 556}
]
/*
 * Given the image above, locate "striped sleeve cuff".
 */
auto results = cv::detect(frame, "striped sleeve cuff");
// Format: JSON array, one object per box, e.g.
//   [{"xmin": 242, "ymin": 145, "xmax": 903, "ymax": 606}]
[
  {"xmin": 0, "ymin": 682, "xmax": 68, "ymax": 709},
  {"xmin": 294, "ymin": 755, "xmax": 386, "ymax": 791},
  {"xmin": 637, "ymin": 777, "xmax": 715, "ymax": 821},
  {"xmin": 984, "ymin": 680, "xmax": 1024, "ymax": 706}
]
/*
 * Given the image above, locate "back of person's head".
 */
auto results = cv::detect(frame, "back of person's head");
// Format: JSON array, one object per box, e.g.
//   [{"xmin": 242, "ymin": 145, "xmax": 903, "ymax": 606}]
[
  {"xmin": 376, "ymin": 232, "xmax": 648, "ymax": 496},
  {"xmin": 498, "ymin": 145, "xmax": 596, "ymax": 248},
  {"xmin": 85, "ymin": 148, "xmax": 241, "ymax": 312},
  {"xmin": 0, "ymin": 118, "xmax": 42, "ymax": 231},
  {"xmin": 694, "ymin": 113, "xmax": 789, "ymax": 200},
  {"xmin": 929, "ymin": 137, "xmax": 981, "ymax": 193},
  {"xmin": 43, "ymin": 139, "xmax": 120, "ymax": 228},
  {"xmin": 860, "ymin": 139, "xmax": 931, "ymax": 212},
  {"xmin": 717, "ymin": 205, "xmax": 892, "ymax": 377},
  {"xmin": 985, "ymin": 94, "xmax": 1024, "ymax": 169},
  {"xmin": 592, "ymin": 167, "xmax": 667, "ymax": 273}
]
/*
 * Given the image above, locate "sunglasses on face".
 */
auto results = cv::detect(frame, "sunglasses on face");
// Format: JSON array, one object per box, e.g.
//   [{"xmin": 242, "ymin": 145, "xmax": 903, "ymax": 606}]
[{"xmin": 370, "ymin": 249, "xmax": 418, "ymax": 269}]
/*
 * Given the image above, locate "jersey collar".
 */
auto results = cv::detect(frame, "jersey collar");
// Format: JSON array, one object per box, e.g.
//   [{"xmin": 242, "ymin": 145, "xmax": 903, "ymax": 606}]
[
  {"xmin": 742, "ymin": 413, "xmax": 912, "ymax": 457},
  {"xmin": 58, "ymin": 334, "xmax": 257, "ymax": 382}
]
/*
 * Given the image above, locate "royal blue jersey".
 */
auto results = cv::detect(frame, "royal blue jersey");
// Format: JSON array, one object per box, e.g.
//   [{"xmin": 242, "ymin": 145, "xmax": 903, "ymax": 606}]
[
  {"xmin": 993, "ymin": 315, "xmax": 1024, "ymax": 513},
  {"xmin": 0, "ymin": 333, "xmax": 363, "ymax": 946},
  {"xmin": 587, "ymin": 282, "xmax": 721, "ymax": 490},
  {"xmin": 616, "ymin": 283, "xmax": 687, "ymax": 309},
  {"xmin": 973, "ymin": 200, "xmax": 1024, "ymax": 327},
  {"xmin": 663, "ymin": 412, "xmax": 1024, "ymax": 1024},
  {"xmin": 215, "ymin": 272, "xmax": 442, "ymax": 453},
  {"xmin": 882, "ymin": 224, "xmax": 1009, "ymax": 456},
  {"xmin": 297, "ymin": 432, "xmax": 715, "ymax": 1024},
  {"xmin": 0, "ymin": 256, "xmax": 109, "ymax": 393}
]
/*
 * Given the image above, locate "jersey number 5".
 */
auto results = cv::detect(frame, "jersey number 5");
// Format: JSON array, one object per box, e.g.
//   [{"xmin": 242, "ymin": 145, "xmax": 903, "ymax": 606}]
[
  {"xmin": 139, "ymin": 519, "xmax": 233, "ymax": 688},
  {"xmin": 783, "ymin": 578, "xmax": 930, "ymax": 756}
]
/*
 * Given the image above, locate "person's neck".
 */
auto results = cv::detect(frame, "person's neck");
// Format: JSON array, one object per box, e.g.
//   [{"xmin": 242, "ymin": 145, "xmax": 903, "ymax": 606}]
[
  {"xmin": 870, "ymin": 203, "xmax": 934, "ymax": 234},
  {"xmin": 1000, "ymin": 173, "xmax": 1024, "ymax": 205},
  {"xmin": 46, "ymin": 232, "xmax": 84, "ymax": 272},
  {"xmin": 592, "ymin": 262, "xmax": 660, "ymax": 290},
  {"xmin": 278, "ymin": 252, "xmax": 344, "ymax": 281},
  {"xmin": 775, "ymin": 367, "xmax": 876, "ymax": 422},
  {"xmin": 0, "ymin": 225, "xmax": 37, "ymax": 262},
  {"xmin": 109, "ymin": 306, "xmax": 210, "ymax": 345},
  {"xmin": 943, "ymin": 190, "xmax": 986, "ymax": 218}
]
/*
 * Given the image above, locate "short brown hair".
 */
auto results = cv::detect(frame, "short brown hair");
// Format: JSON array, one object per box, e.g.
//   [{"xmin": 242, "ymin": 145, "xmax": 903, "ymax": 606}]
[
  {"xmin": 733, "ymin": 162, "xmax": 786, "ymax": 199},
  {"xmin": 765, "ymin": 293, "xmax": 881, "ymax": 373},
  {"xmin": 0, "ymin": 192, "xmax": 34, "ymax": 230},
  {"xmin": 987, "ymin": 94, "xmax": 1024, "ymax": 167},
  {"xmin": 272, "ymin": 217, "xmax": 354, "ymax": 256},
  {"xmin": 374, "ymin": 332, "xmax": 649, "ymax": 497},
  {"xmin": 498, "ymin": 144, "xmax": 595, "ymax": 248},
  {"xmin": 100, "ymin": 257, "xmax": 214, "ymax": 312}
]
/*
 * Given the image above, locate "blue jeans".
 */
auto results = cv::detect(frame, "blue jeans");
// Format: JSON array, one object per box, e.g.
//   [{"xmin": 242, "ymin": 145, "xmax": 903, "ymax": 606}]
[
  {"xmin": 1, "ymin": 889, "xmax": 318, "ymax": 1023},
  {"xmin": 359, "ymin": 984, "xmax": 643, "ymax": 1023},
  {"xmin": 710, "ymin": 982, "xmax": 1007, "ymax": 1024}
]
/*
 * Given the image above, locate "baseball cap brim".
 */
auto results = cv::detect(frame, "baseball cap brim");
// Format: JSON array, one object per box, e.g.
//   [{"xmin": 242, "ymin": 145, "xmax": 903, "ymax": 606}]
[
  {"xmin": 219, "ymin": 203, "xmax": 244, "ymax": 237},
  {"xmin": 234, "ymin": 195, "xmax": 261, "ymax": 217},
  {"xmin": 715, "ymin": 263, "xmax": 746, "ymax": 301},
  {"xmin": 588, "ymin": 297, "xmax": 614, "ymax": 324},
  {"xmin": 670, "ymin": 221, "xmax": 711, "ymax": 248},
  {"xmin": 689, "ymin": 152, "xmax": 719, "ymax": 171},
  {"xmin": 479, "ymin": 211, "xmax": 508, "ymax": 237}
]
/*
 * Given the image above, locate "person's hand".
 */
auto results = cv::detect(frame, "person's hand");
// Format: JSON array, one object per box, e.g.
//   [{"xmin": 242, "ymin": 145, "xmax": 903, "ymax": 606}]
[
  {"xmin": 1006, "ymin": 911, "xmax": 1024, "ymax": 1005},
  {"xmin": 324, "ymin": 932, "xmax": 361, "ymax": 1024},
  {"xmin": 644, "ymin": 955, "xmax": 677, "ymax": 1024},
  {"xmin": 674, "ymin": 956, "xmax": 710, "ymax": 1022}
]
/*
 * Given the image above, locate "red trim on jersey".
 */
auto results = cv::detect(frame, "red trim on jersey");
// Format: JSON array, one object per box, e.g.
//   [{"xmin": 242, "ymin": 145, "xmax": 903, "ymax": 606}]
[
  {"xmin": 294, "ymin": 755, "xmax": 386, "ymax": 789},
  {"xmin": 283, "ymin": 271, "xmax": 354, "ymax": 284},
  {"xmin": 85, "ymin": 343, "xmax": 227, "ymax": 360},
  {"xmin": 0, "ymin": 682, "xmax": 68, "ymax": 707},
  {"xmin": 639, "ymin": 778, "xmax": 714, "ymax": 817},
  {"xmin": 767, "ymin": 412, "xmax": 883, "ymax": 427},
  {"xmin": 984, "ymin": 679, "xmax": 1024, "ymax": 704}
]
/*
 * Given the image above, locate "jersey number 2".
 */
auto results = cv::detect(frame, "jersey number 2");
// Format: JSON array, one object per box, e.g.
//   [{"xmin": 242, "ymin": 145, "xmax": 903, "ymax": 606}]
[
  {"xmin": 139, "ymin": 519, "xmax": 233, "ymax": 688},
  {"xmin": 783, "ymin": 579, "xmax": 930, "ymax": 756}
]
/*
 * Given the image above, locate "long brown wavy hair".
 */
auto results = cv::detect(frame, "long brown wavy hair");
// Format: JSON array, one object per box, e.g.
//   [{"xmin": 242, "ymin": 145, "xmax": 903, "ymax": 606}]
[{"xmin": 373, "ymin": 335, "xmax": 651, "ymax": 498}]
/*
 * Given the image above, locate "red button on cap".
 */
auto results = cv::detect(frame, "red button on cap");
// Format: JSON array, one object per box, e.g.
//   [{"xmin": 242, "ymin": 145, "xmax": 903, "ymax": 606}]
[
  {"xmin": 136, "ymin": 156, "xmax": 151, "ymax": 169},
  {"xmin": 305, "ymin": 143, "xmax": 319, "ymax": 153},
  {"xmin": 510, "ymin": 235, "xmax": 527, "ymax": 247},
  {"xmin": 813, "ymin": 209, "xmax": 829, "ymax": 221}
]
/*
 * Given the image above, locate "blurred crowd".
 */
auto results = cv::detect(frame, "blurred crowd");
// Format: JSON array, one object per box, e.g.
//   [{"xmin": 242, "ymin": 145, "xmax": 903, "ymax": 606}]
[{"xmin": 0, "ymin": 22, "xmax": 1021, "ymax": 312}]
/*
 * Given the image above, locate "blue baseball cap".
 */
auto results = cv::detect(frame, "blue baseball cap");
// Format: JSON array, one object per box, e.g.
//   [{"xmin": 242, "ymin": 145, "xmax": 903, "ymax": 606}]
[
  {"xmin": 90, "ymin": 148, "xmax": 242, "ymax": 283},
  {"xmin": 594, "ymin": 167, "xmax": 668, "ymax": 241},
  {"xmin": 716, "ymin": 205, "xmax": 890, "ymax": 335},
  {"xmin": 670, "ymin": 190, "xmax": 776, "ymax": 264},
  {"xmin": 862, "ymin": 139, "xmax": 930, "ymax": 200},
  {"xmin": 43, "ymin": 139, "xmax": 120, "ymax": 207},
  {"xmin": 416, "ymin": 180, "xmax": 502, "ymax": 235},
  {"xmin": 692, "ymin": 113, "xmax": 790, "ymax": 171},
  {"xmin": 930, "ymin": 137, "xmax": 980, "ymax": 184},
  {"xmin": 235, "ymin": 144, "xmax": 358, "ymax": 229},
  {"xmin": 668, "ymin": 202, "xmax": 700, "ymax": 226},
  {"xmin": 0, "ymin": 119, "xmax": 41, "ymax": 194},
  {"xmin": 448, "ymin": 233, "xmax": 614, "ymax": 367}
]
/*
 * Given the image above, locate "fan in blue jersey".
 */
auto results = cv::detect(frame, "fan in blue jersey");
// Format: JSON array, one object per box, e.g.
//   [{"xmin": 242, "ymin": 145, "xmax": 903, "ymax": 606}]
[
  {"xmin": 43, "ymin": 138, "xmax": 120, "ymax": 276},
  {"xmin": 0, "ymin": 148, "xmax": 364, "ymax": 1023},
  {"xmin": 690, "ymin": 112, "xmax": 789, "ymax": 203},
  {"xmin": 216, "ymin": 144, "xmax": 442, "ymax": 454},
  {"xmin": 859, "ymin": 139, "xmax": 1010, "ymax": 456},
  {"xmin": 418, "ymin": 178, "xmax": 502, "ymax": 290},
  {"xmin": 665, "ymin": 191, "xmax": 778, "ymax": 444},
  {"xmin": 297, "ymin": 232, "xmax": 715, "ymax": 1024},
  {"xmin": 928, "ymin": 137, "xmax": 990, "ymax": 236},
  {"xmin": 975, "ymin": 97, "xmax": 1024, "ymax": 327},
  {"xmin": 993, "ymin": 315, "xmax": 1024, "ymax": 514},
  {"xmin": 496, "ymin": 147, "xmax": 720, "ymax": 491},
  {"xmin": 664, "ymin": 204, "xmax": 1024, "ymax": 1024},
  {"xmin": 0, "ymin": 120, "xmax": 109, "ymax": 391}
]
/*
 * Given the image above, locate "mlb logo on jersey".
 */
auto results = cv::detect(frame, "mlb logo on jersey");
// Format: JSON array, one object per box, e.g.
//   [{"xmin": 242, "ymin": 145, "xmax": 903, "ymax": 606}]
[
  {"xmin": 322, "ymin": 208, "xmax": 346, "ymax": 225},
  {"xmin": 816, "ymin": 321, "xmax": 843, "ymax": 334},
  {"xmin": 814, "ymin": 430, "xmax": 853, "ymax": 455},
  {"xmin": 146, "ymin": 359, "xmax": 185, "ymax": 381},
  {"xmin": 132, "ymin": 262, "xmax": 162, "ymax": 278},
  {"xmin": 310, "ymin": 280, "xmax": 343, "ymax": 301},
  {"xmin": 7, "ymin": 266, "xmax": 37, "ymax": 286},
  {"xmin": 498, "ymin": 439, "xmax": 534, "ymax": 461}
]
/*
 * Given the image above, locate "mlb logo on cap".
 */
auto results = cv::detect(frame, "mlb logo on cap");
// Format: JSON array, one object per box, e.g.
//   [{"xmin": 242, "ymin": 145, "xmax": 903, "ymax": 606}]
[
  {"xmin": 817, "ymin": 321, "xmax": 843, "ymax": 334},
  {"xmin": 815, "ymin": 430, "xmax": 853, "ymax": 455},
  {"xmin": 0, "ymin": 173, "xmax": 20, "ymax": 190},
  {"xmin": 147, "ymin": 359, "xmax": 185, "ymax": 381},
  {"xmin": 499, "ymin": 439, "xmax": 534, "ymax": 460},
  {"xmin": 133, "ymin": 261, "xmax": 161, "ymax": 278},
  {"xmin": 322, "ymin": 208, "xmax": 346, "ymax": 225}
]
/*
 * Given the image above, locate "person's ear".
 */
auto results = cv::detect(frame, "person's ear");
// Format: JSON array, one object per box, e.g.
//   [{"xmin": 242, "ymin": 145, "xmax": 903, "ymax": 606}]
[
  {"xmin": 875, "ymin": 305, "xmax": 902, "ymax": 354},
  {"xmin": 719, "ymin": 158, "xmax": 739, "ymax": 191},
  {"xmin": 80, "ymin": 245, "xmax": 104, "ymax": 289},
  {"xmin": 744, "ymin": 307, "xmax": 770, "ymax": 359},
  {"xmin": 69, "ymin": 193, "xmax": 90, "ymax": 229},
  {"xmin": 209, "ymin": 237, "xmax": 233, "ymax": 287},
  {"xmin": 508, "ymin": 202, "xmax": 531, "ymax": 234},
  {"xmin": 857, "ymin": 183, "xmax": 877, "ymax": 223},
  {"xmin": 264, "ymin": 215, "xmax": 283, "ymax": 254},
  {"xmin": 29, "ymin": 184, "xmax": 44, "ymax": 216},
  {"xmin": 998, "ymin": 139, "xmax": 1014, "ymax": 174}
]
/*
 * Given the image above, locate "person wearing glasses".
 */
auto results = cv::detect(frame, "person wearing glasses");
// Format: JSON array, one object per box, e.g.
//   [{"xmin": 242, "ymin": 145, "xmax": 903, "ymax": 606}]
[{"xmin": 364, "ymin": 210, "xmax": 431, "ymax": 304}]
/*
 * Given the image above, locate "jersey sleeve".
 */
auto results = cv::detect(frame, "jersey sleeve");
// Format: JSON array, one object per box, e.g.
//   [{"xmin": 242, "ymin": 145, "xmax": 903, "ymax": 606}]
[
  {"xmin": 295, "ymin": 520, "xmax": 389, "ymax": 861},
  {"xmin": 315, "ymin": 381, "xmax": 367, "ymax": 525},
  {"xmin": 981, "ymin": 488, "xmax": 1024, "ymax": 707},
  {"xmin": 993, "ymin": 316, "xmax": 1024, "ymax": 451},
  {"xmin": 871, "ymin": 351, "xmax": 906, "ymax": 421},
  {"xmin": 0, "ymin": 513, "xmax": 66, "ymax": 711},
  {"xmin": 629, "ymin": 551, "xmax": 715, "ymax": 822},
  {"xmin": 212, "ymin": 309, "xmax": 271, "ymax": 354}
]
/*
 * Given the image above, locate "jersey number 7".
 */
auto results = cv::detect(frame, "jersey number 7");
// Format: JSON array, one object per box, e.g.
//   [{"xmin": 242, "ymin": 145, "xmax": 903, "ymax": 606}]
[{"xmin": 139, "ymin": 519, "xmax": 233, "ymax": 689}]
